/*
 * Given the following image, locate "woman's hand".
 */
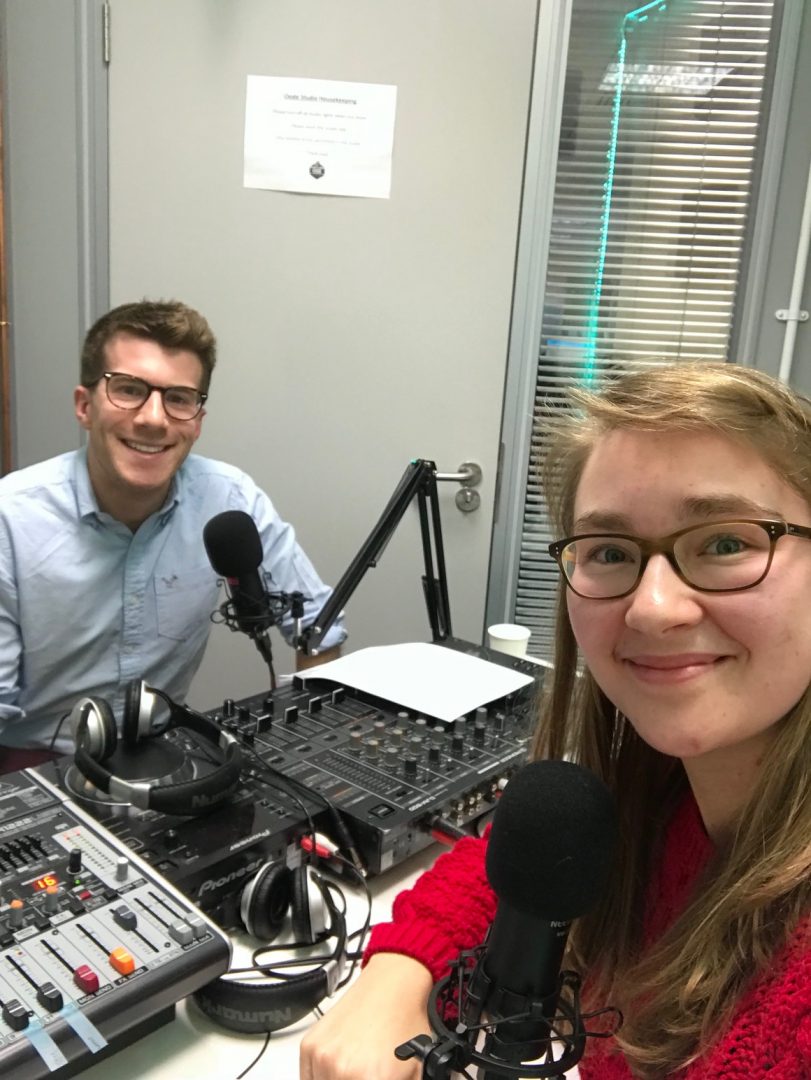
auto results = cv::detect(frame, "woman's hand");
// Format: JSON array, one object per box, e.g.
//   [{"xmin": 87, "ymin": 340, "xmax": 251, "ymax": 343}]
[{"xmin": 299, "ymin": 953, "xmax": 434, "ymax": 1079}]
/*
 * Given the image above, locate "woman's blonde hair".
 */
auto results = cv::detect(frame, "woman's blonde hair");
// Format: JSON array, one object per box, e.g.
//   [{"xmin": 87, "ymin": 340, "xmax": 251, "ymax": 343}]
[{"xmin": 533, "ymin": 362, "xmax": 811, "ymax": 1075}]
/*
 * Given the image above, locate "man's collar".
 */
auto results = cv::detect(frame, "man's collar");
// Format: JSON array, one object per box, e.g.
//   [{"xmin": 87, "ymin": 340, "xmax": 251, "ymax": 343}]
[
  {"xmin": 74, "ymin": 446, "xmax": 100, "ymax": 521},
  {"xmin": 74, "ymin": 446, "xmax": 184, "ymax": 525}
]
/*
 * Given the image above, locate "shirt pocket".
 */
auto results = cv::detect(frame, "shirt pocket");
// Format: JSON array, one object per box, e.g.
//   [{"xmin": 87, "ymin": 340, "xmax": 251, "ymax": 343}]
[{"xmin": 154, "ymin": 568, "xmax": 222, "ymax": 642}]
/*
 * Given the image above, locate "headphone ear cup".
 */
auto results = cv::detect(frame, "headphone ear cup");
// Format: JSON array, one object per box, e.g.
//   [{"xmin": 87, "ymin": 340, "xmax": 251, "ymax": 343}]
[
  {"xmin": 70, "ymin": 697, "xmax": 117, "ymax": 761},
  {"xmin": 291, "ymin": 866, "xmax": 329, "ymax": 946},
  {"xmin": 122, "ymin": 679, "xmax": 154, "ymax": 747},
  {"xmin": 240, "ymin": 862, "xmax": 293, "ymax": 941}
]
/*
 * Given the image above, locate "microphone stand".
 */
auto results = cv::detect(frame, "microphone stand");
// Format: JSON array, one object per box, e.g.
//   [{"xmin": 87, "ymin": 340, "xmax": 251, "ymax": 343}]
[
  {"xmin": 296, "ymin": 459, "xmax": 453, "ymax": 656},
  {"xmin": 395, "ymin": 946, "xmax": 612, "ymax": 1079}
]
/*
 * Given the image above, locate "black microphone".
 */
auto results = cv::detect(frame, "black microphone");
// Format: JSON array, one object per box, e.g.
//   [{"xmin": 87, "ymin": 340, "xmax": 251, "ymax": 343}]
[
  {"xmin": 400, "ymin": 760, "xmax": 618, "ymax": 1078},
  {"xmin": 203, "ymin": 510, "xmax": 276, "ymax": 637},
  {"xmin": 203, "ymin": 510, "xmax": 290, "ymax": 688},
  {"xmin": 475, "ymin": 760, "xmax": 617, "ymax": 1074}
]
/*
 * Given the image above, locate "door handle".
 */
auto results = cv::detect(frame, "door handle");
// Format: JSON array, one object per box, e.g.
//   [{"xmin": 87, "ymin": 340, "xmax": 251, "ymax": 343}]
[{"xmin": 434, "ymin": 461, "xmax": 482, "ymax": 513}]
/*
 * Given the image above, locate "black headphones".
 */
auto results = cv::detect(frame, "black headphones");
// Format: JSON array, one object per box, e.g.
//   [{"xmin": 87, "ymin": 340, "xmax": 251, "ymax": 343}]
[
  {"xmin": 192, "ymin": 859, "xmax": 349, "ymax": 1034},
  {"xmin": 69, "ymin": 680, "xmax": 243, "ymax": 815}
]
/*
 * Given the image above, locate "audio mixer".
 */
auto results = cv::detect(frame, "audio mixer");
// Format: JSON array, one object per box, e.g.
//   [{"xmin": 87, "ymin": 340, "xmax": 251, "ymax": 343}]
[
  {"xmin": 37, "ymin": 639, "xmax": 544, "ymax": 931},
  {"xmin": 0, "ymin": 767, "xmax": 230, "ymax": 1078}
]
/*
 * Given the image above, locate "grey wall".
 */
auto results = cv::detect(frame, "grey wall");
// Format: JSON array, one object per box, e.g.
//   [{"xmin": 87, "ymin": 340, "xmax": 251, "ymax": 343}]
[
  {"xmin": 1, "ymin": 0, "xmax": 108, "ymax": 467},
  {"xmin": 101, "ymin": 0, "xmax": 539, "ymax": 706},
  {"xmin": 2, "ymin": 0, "xmax": 85, "ymax": 464}
]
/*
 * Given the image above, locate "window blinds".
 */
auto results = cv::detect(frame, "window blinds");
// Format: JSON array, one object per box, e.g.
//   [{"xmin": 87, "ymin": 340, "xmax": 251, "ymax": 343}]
[{"xmin": 514, "ymin": 0, "xmax": 779, "ymax": 658}]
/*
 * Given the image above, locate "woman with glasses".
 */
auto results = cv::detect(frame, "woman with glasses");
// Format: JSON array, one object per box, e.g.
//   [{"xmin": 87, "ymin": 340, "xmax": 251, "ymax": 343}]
[{"xmin": 301, "ymin": 362, "xmax": 811, "ymax": 1079}]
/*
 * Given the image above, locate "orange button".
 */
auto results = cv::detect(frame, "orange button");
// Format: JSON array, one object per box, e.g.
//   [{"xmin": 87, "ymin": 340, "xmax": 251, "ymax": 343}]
[{"xmin": 109, "ymin": 946, "xmax": 135, "ymax": 975}]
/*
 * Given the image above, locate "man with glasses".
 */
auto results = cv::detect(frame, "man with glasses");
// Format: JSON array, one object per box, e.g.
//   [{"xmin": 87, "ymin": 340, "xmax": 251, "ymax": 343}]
[{"xmin": 0, "ymin": 300, "xmax": 346, "ymax": 771}]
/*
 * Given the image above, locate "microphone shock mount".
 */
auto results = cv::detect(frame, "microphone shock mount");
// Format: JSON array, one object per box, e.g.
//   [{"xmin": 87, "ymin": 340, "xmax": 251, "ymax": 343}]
[{"xmin": 396, "ymin": 946, "xmax": 621, "ymax": 1079}]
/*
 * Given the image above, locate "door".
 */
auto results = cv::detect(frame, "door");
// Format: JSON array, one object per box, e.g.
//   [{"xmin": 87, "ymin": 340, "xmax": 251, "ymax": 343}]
[{"xmin": 106, "ymin": 0, "xmax": 542, "ymax": 706}]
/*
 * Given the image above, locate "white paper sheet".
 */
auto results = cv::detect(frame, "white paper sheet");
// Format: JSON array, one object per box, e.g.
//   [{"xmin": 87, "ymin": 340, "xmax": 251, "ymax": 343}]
[
  {"xmin": 244, "ymin": 75, "xmax": 397, "ymax": 198},
  {"xmin": 298, "ymin": 642, "xmax": 536, "ymax": 723}
]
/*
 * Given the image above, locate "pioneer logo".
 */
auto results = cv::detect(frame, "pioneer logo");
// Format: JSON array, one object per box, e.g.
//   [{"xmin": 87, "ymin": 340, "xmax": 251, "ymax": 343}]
[{"xmin": 197, "ymin": 856, "xmax": 265, "ymax": 896}]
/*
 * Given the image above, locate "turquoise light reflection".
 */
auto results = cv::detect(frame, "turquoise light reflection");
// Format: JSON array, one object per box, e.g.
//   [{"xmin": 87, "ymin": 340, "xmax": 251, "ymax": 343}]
[{"xmin": 582, "ymin": 0, "xmax": 669, "ymax": 384}]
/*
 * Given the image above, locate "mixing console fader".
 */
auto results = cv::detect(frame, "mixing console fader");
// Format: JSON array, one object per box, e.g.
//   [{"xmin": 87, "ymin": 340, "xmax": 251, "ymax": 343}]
[{"xmin": 0, "ymin": 769, "xmax": 230, "ymax": 1079}]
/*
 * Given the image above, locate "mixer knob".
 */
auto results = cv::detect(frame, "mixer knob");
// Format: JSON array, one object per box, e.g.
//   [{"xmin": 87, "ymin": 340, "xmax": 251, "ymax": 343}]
[
  {"xmin": 222, "ymin": 698, "xmax": 236, "ymax": 717},
  {"xmin": 365, "ymin": 738, "xmax": 380, "ymax": 759},
  {"xmin": 113, "ymin": 904, "xmax": 138, "ymax": 931},
  {"xmin": 373, "ymin": 719, "xmax": 387, "ymax": 734},
  {"xmin": 74, "ymin": 965, "xmax": 99, "ymax": 994},
  {"xmin": 68, "ymin": 848, "xmax": 83, "ymax": 874},
  {"xmin": 2, "ymin": 998, "xmax": 28, "ymax": 1031},
  {"xmin": 414, "ymin": 717, "xmax": 428, "ymax": 730},
  {"xmin": 475, "ymin": 706, "xmax": 489, "ymax": 721},
  {"xmin": 389, "ymin": 727, "xmax": 405, "ymax": 745},
  {"xmin": 452, "ymin": 734, "xmax": 465, "ymax": 755},
  {"xmin": 115, "ymin": 856, "xmax": 130, "ymax": 882},
  {"xmin": 404, "ymin": 756, "xmax": 418, "ymax": 778},
  {"xmin": 348, "ymin": 730, "xmax": 363, "ymax": 753},
  {"xmin": 37, "ymin": 981, "xmax": 63, "ymax": 1013},
  {"xmin": 473, "ymin": 721, "xmax": 487, "ymax": 745},
  {"xmin": 44, "ymin": 885, "xmax": 60, "ymax": 914},
  {"xmin": 428, "ymin": 745, "xmax": 442, "ymax": 765},
  {"xmin": 384, "ymin": 747, "xmax": 400, "ymax": 769},
  {"xmin": 164, "ymin": 829, "xmax": 181, "ymax": 851},
  {"xmin": 8, "ymin": 898, "xmax": 25, "ymax": 929}
]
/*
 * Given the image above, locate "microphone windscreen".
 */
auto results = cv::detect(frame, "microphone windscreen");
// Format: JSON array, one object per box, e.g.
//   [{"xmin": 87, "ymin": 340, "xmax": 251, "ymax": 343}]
[
  {"xmin": 203, "ymin": 510, "xmax": 264, "ymax": 577},
  {"xmin": 485, "ymin": 760, "xmax": 617, "ymax": 922}
]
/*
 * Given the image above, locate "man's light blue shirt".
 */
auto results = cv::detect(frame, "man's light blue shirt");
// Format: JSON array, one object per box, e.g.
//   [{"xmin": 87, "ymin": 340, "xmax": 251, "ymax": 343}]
[{"xmin": 0, "ymin": 449, "xmax": 346, "ymax": 750}]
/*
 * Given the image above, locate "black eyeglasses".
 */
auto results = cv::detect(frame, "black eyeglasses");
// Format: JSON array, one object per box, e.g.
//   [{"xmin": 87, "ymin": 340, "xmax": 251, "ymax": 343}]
[
  {"xmin": 96, "ymin": 372, "xmax": 207, "ymax": 421},
  {"xmin": 548, "ymin": 519, "xmax": 811, "ymax": 599}
]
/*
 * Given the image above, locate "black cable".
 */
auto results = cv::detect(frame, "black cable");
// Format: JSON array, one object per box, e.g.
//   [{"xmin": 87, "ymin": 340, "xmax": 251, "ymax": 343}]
[
  {"xmin": 238, "ymin": 742, "xmax": 318, "ymax": 844},
  {"xmin": 234, "ymin": 1031, "xmax": 271, "ymax": 1079},
  {"xmin": 47, "ymin": 712, "xmax": 70, "ymax": 754},
  {"xmin": 242, "ymin": 745, "xmax": 366, "ymax": 877},
  {"xmin": 226, "ymin": 860, "xmax": 371, "ymax": 997}
]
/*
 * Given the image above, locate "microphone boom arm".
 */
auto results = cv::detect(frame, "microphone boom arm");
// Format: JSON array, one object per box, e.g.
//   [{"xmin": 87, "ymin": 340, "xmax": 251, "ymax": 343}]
[{"xmin": 297, "ymin": 459, "xmax": 452, "ymax": 655}]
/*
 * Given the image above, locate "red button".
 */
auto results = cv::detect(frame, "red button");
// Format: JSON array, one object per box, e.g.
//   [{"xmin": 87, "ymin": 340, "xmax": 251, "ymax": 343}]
[{"xmin": 74, "ymin": 964, "xmax": 99, "ymax": 994}]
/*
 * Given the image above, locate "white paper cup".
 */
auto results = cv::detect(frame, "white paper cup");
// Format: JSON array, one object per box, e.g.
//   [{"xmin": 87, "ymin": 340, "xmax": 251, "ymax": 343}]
[{"xmin": 487, "ymin": 623, "xmax": 531, "ymax": 657}]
